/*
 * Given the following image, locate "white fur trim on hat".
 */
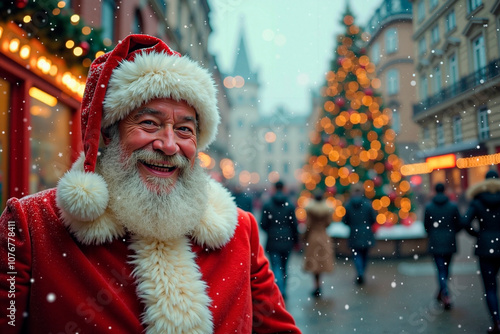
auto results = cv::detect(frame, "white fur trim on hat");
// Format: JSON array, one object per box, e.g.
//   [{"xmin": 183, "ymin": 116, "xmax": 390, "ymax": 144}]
[{"xmin": 102, "ymin": 52, "xmax": 220, "ymax": 151}]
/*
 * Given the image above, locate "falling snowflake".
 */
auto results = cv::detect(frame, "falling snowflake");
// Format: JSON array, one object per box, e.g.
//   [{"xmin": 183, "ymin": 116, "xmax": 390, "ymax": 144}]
[{"xmin": 46, "ymin": 293, "xmax": 56, "ymax": 303}]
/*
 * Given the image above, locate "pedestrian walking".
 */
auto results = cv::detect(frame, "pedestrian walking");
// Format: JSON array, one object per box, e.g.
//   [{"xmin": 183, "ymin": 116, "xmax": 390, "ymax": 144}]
[
  {"xmin": 302, "ymin": 192, "xmax": 335, "ymax": 297},
  {"xmin": 423, "ymin": 182, "xmax": 462, "ymax": 310},
  {"xmin": 463, "ymin": 170, "xmax": 500, "ymax": 334},
  {"xmin": 342, "ymin": 183, "xmax": 376, "ymax": 285},
  {"xmin": 261, "ymin": 180, "xmax": 299, "ymax": 300}
]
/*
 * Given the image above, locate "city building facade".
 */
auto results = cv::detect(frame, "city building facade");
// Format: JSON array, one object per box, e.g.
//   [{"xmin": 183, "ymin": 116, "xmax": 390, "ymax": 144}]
[
  {"xmin": 0, "ymin": 0, "xmax": 229, "ymax": 210},
  {"xmin": 364, "ymin": 0, "xmax": 420, "ymax": 166},
  {"xmin": 254, "ymin": 107, "xmax": 309, "ymax": 194},
  {"xmin": 410, "ymin": 0, "xmax": 500, "ymax": 199}
]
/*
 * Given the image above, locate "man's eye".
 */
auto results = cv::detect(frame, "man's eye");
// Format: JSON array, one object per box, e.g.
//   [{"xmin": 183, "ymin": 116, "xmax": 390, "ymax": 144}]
[
  {"xmin": 141, "ymin": 120, "xmax": 157, "ymax": 126},
  {"xmin": 178, "ymin": 126, "xmax": 194, "ymax": 133}
]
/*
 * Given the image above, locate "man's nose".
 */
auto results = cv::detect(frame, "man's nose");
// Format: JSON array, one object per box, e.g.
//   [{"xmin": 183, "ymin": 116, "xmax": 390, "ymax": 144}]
[{"xmin": 152, "ymin": 126, "xmax": 178, "ymax": 155}]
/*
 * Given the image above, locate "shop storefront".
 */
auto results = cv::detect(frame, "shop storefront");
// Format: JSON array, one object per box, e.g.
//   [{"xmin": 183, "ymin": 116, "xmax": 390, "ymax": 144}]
[
  {"xmin": 0, "ymin": 22, "xmax": 86, "ymax": 210},
  {"xmin": 402, "ymin": 141, "xmax": 500, "ymax": 207}
]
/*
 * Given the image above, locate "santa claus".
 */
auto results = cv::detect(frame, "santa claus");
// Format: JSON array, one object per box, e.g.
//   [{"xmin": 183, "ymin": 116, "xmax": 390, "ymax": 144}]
[{"xmin": 0, "ymin": 34, "xmax": 300, "ymax": 334}]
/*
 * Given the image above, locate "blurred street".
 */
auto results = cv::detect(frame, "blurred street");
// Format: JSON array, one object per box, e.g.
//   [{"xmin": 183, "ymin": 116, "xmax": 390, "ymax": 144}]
[{"xmin": 283, "ymin": 232, "xmax": 492, "ymax": 334}]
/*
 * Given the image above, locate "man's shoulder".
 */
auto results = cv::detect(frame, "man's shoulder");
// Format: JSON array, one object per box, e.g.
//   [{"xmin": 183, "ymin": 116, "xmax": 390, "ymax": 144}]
[
  {"xmin": 7, "ymin": 188, "xmax": 57, "ymax": 208},
  {"xmin": 235, "ymin": 208, "xmax": 259, "ymax": 232},
  {"xmin": 4, "ymin": 188, "xmax": 59, "ymax": 222}
]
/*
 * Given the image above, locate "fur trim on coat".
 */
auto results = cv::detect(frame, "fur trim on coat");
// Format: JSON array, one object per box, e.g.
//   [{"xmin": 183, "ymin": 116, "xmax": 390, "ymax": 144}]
[{"xmin": 466, "ymin": 178, "xmax": 500, "ymax": 199}]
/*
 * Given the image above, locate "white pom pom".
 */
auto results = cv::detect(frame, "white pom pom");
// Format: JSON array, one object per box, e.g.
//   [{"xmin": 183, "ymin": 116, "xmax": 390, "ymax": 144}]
[{"xmin": 56, "ymin": 170, "xmax": 109, "ymax": 222}]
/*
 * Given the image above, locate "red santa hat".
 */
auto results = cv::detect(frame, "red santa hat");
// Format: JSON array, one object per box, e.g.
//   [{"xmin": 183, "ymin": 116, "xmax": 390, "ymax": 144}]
[{"xmin": 56, "ymin": 34, "xmax": 220, "ymax": 223}]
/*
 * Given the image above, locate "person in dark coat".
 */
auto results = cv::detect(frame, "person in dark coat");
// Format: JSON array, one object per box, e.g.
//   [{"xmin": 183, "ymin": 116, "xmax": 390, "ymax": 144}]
[
  {"xmin": 424, "ymin": 183, "xmax": 461, "ymax": 310},
  {"xmin": 233, "ymin": 185, "xmax": 254, "ymax": 213},
  {"xmin": 261, "ymin": 180, "xmax": 299, "ymax": 299},
  {"xmin": 342, "ymin": 183, "xmax": 376, "ymax": 285},
  {"xmin": 463, "ymin": 170, "xmax": 500, "ymax": 334}
]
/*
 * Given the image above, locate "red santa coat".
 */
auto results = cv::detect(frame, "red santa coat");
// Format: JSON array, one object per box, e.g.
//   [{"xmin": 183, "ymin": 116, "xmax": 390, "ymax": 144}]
[{"xmin": 0, "ymin": 183, "xmax": 300, "ymax": 333}]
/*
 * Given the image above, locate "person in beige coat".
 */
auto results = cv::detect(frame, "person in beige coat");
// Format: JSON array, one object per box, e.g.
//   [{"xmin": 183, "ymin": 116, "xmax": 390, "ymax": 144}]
[{"xmin": 302, "ymin": 192, "xmax": 335, "ymax": 297}]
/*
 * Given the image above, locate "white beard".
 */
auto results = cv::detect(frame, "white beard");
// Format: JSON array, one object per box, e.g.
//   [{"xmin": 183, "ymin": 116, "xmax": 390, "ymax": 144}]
[{"xmin": 97, "ymin": 134, "xmax": 209, "ymax": 242}]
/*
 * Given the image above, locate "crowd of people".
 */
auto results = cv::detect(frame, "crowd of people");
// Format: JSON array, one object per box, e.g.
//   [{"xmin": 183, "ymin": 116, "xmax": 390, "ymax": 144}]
[{"xmin": 250, "ymin": 172, "xmax": 500, "ymax": 334}]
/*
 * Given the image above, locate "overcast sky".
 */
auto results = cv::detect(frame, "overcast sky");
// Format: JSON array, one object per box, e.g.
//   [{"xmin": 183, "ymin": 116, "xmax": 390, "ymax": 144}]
[{"xmin": 208, "ymin": 0, "xmax": 382, "ymax": 116}]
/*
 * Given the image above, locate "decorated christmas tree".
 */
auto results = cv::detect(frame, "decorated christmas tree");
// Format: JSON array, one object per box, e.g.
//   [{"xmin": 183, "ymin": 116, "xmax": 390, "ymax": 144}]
[{"xmin": 297, "ymin": 6, "xmax": 415, "ymax": 228}]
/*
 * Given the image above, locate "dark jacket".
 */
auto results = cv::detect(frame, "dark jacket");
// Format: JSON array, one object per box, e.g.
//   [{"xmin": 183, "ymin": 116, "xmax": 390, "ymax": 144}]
[
  {"xmin": 424, "ymin": 193, "xmax": 461, "ymax": 254},
  {"xmin": 463, "ymin": 178, "xmax": 500, "ymax": 257},
  {"xmin": 261, "ymin": 191, "xmax": 298, "ymax": 253},
  {"xmin": 234, "ymin": 191, "xmax": 253, "ymax": 213},
  {"xmin": 342, "ymin": 195, "xmax": 376, "ymax": 249}
]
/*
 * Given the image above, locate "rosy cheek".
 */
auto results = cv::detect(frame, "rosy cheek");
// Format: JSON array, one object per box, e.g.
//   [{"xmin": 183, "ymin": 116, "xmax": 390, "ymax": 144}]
[
  {"xmin": 183, "ymin": 137, "xmax": 198, "ymax": 162},
  {"xmin": 123, "ymin": 130, "xmax": 155, "ymax": 152}
]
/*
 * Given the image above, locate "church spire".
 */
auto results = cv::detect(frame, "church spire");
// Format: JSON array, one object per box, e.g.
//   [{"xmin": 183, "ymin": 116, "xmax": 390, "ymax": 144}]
[{"xmin": 232, "ymin": 20, "xmax": 258, "ymax": 84}]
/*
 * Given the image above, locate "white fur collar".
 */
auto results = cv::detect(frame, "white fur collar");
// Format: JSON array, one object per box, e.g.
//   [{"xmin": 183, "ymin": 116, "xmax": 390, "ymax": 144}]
[
  {"xmin": 130, "ymin": 236, "xmax": 213, "ymax": 333},
  {"xmin": 56, "ymin": 153, "xmax": 238, "ymax": 249}
]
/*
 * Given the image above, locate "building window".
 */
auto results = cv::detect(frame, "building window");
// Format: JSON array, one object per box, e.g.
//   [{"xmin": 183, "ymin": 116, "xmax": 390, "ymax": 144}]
[
  {"xmin": 385, "ymin": 28, "xmax": 398, "ymax": 54},
  {"xmin": 380, "ymin": 2, "xmax": 387, "ymax": 17},
  {"xmin": 433, "ymin": 64, "xmax": 442, "ymax": 94},
  {"xmin": 467, "ymin": 0, "xmax": 482, "ymax": 13},
  {"xmin": 477, "ymin": 107, "xmax": 490, "ymax": 140},
  {"xmin": 418, "ymin": 37, "xmax": 427, "ymax": 56},
  {"xmin": 299, "ymin": 142, "xmax": 305, "ymax": 152},
  {"xmin": 447, "ymin": 52, "xmax": 459, "ymax": 89},
  {"xmin": 431, "ymin": 24, "xmax": 440, "ymax": 45},
  {"xmin": 429, "ymin": 0, "xmax": 438, "ymax": 11},
  {"xmin": 445, "ymin": 10, "xmax": 456, "ymax": 33},
  {"xmin": 283, "ymin": 162, "xmax": 289, "ymax": 175},
  {"xmin": 29, "ymin": 88, "xmax": 72, "ymax": 193},
  {"xmin": 472, "ymin": 34, "xmax": 487, "ymax": 83},
  {"xmin": 453, "ymin": 116, "xmax": 462, "ymax": 143},
  {"xmin": 371, "ymin": 42, "xmax": 380, "ymax": 65},
  {"xmin": 436, "ymin": 122, "xmax": 445, "ymax": 146},
  {"xmin": 102, "ymin": 0, "xmax": 115, "ymax": 42},
  {"xmin": 267, "ymin": 163, "xmax": 273, "ymax": 173},
  {"xmin": 392, "ymin": 108, "xmax": 401, "ymax": 134},
  {"xmin": 387, "ymin": 69, "xmax": 400, "ymax": 95},
  {"xmin": 391, "ymin": 0, "xmax": 401, "ymax": 12},
  {"xmin": 417, "ymin": 1, "xmax": 426, "ymax": 22},
  {"xmin": 420, "ymin": 74, "xmax": 428, "ymax": 100}
]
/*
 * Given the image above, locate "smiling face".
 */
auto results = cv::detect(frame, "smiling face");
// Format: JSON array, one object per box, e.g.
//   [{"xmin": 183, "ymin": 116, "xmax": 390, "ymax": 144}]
[{"xmin": 116, "ymin": 98, "xmax": 198, "ymax": 191}]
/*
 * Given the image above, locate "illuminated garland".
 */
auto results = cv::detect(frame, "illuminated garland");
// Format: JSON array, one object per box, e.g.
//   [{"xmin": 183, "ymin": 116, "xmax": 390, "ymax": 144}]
[{"xmin": 0, "ymin": 0, "xmax": 110, "ymax": 70}]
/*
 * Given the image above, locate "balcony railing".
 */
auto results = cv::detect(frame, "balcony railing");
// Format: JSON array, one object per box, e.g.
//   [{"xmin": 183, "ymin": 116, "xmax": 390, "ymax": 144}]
[{"xmin": 413, "ymin": 57, "xmax": 500, "ymax": 117}]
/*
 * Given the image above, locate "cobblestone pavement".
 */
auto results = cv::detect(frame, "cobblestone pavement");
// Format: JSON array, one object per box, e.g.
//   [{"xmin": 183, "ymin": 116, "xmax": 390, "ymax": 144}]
[{"xmin": 283, "ymin": 232, "xmax": 493, "ymax": 334}]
